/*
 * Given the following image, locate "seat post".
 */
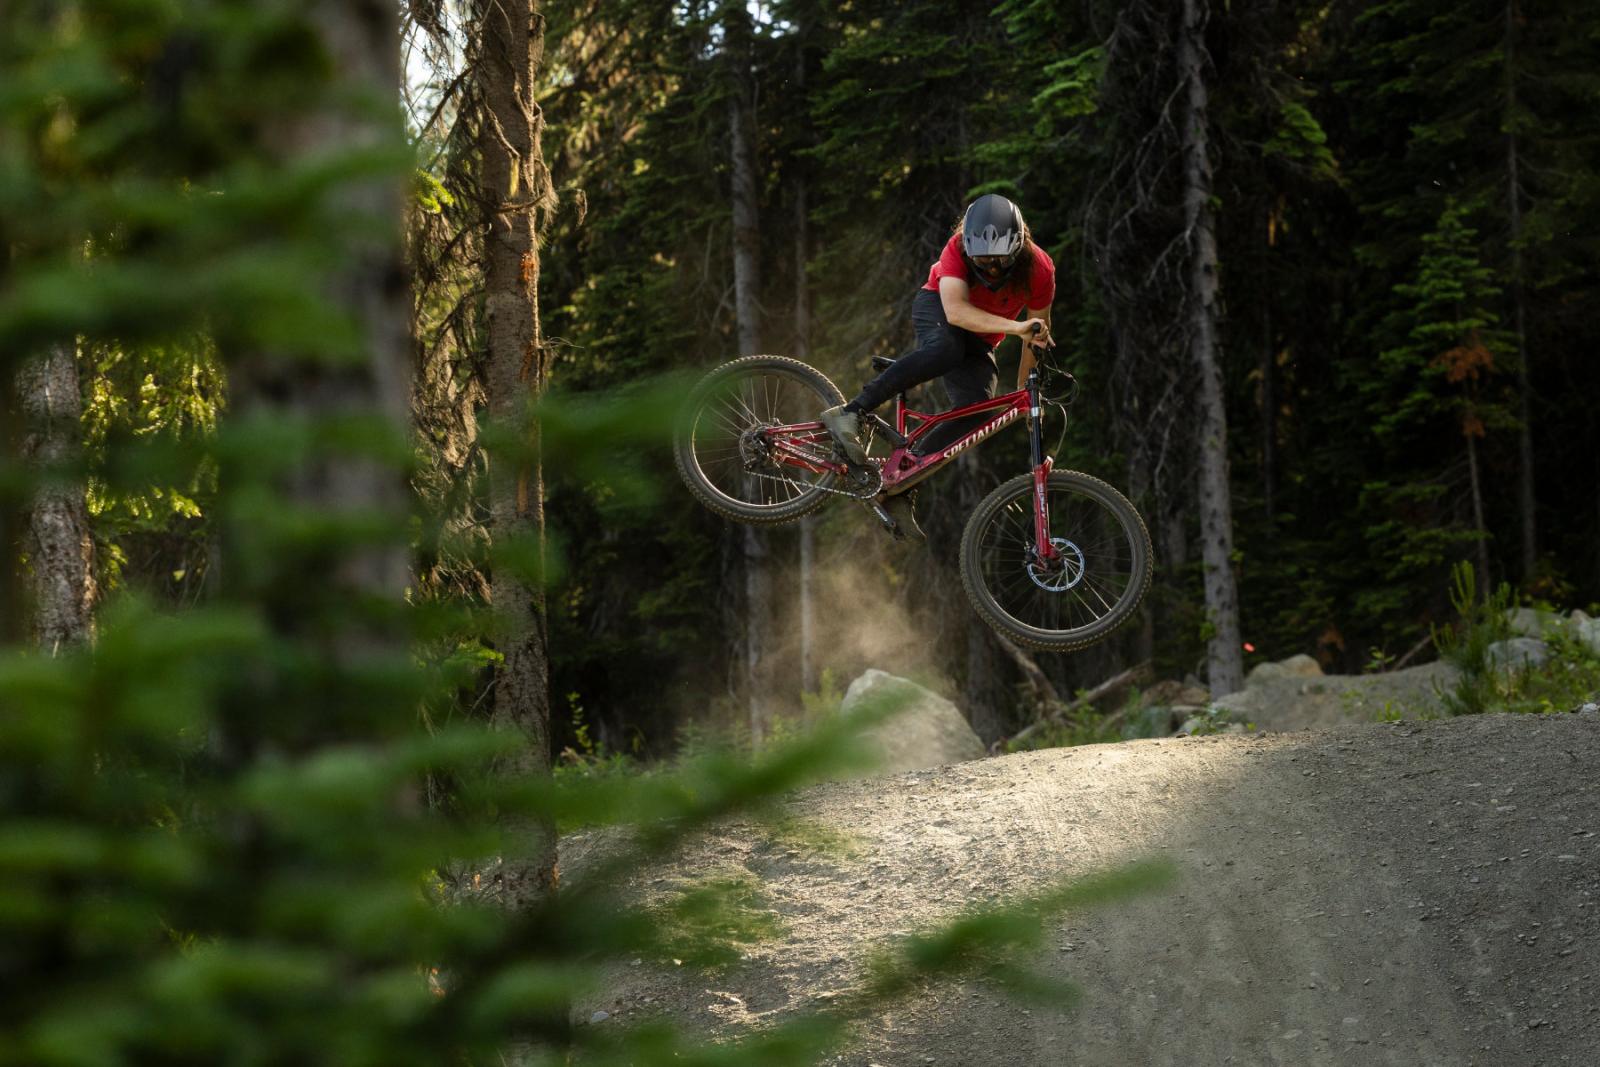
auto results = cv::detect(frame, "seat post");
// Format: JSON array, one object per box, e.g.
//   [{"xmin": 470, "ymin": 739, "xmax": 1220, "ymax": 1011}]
[{"xmin": 865, "ymin": 353, "xmax": 907, "ymax": 444}]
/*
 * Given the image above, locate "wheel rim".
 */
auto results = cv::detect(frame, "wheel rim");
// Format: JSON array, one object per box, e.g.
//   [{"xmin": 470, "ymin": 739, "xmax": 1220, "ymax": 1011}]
[
  {"xmin": 688, "ymin": 369, "xmax": 837, "ymax": 509},
  {"xmin": 975, "ymin": 484, "xmax": 1139, "ymax": 635}
]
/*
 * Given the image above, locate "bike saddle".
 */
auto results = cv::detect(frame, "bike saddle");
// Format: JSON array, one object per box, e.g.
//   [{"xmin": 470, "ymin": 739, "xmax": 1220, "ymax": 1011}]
[{"xmin": 870, "ymin": 355, "xmax": 897, "ymax": 371}]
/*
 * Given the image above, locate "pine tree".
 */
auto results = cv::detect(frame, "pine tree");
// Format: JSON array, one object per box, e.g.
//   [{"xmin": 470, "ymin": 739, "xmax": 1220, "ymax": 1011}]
[
  {"xmin": 1338, "ymin": 0, "xmax": 1600, "ymax": 587},
  {"xmin": 1362, "ymin": 200, "xmax": 1511, "ymax": 609}
]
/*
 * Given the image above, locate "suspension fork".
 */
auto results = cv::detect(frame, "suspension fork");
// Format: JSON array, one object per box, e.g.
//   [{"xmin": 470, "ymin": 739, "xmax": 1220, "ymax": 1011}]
[{"xmin": 1027, "ymin": 369, "xmax": 1056, "ymax": 558}]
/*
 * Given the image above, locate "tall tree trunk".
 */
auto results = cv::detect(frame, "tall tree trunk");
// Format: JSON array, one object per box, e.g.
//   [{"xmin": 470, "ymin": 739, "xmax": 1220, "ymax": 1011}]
[
  {"xmin": 1127, "ymin": 424, "xmax": 1157, "ymax": 668},
  {"xmin": 792, "ymin": 22, "xmax": 816, "ymax": 696},
  {"xmin": 797, "ymin": 514, "xmax": 815, "ymax": 694},
  {"xmin": 957, "ymin": 452, "xmax": 1004, "ymax": 740},
  {"xmin": 0, "ymin": 354, "xmax": 20, "ymax": 646},
  {"xmin": 1179, "ymin": 0, "xmax": 1243, "ymax": 696},
  {"xmin": 1467, "ymin": 432, "xmax": 1492, "ymax": 585},
  {"xmin": 795, "ymin": 188, "xmax": 816, "ymax": 692},
  {"xmin": 742, "ymin": 526, "xmax": 772, "ymax": 745},
  {"xmin": 18, "ymin": 340, "xmax": 95, "ymax": 652},
  {"xmin": 232, "ymin": 0, "xmax": 412, "ymax": 609},
  {"xmin": 725, "ymin": 1, "xmax": 772, "ymax": 744},
  {"xmin": 1260, "ymin": 206, "xmax": 1277, "ymax": 531},
  {"xmin": 965, "ymin": 621, "xmax": 1004, "ymax": 744},
  {"xmin": 479, "ymin": 0, "xmax": 557, "ymax": 904},
  {"xmin": 727, "ymin": 5, "xmax": 761, "ymax": 357},
  {"xmin": 222, "ymin": 0, "xmax": 413, "ymax": 779},
  {"xmin": 1505, "ymin": 0, "xmax": 1537, "ymax": 580}
]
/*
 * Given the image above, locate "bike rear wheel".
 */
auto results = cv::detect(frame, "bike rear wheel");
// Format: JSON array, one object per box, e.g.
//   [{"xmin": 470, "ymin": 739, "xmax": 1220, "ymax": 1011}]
[
  {"xmin": 959, "ymin": 470, "xmax": 1152, "ymax": 652},
  {"xmin": 674, "ymin": 355, "xmax": 847, "ymax": 525}
]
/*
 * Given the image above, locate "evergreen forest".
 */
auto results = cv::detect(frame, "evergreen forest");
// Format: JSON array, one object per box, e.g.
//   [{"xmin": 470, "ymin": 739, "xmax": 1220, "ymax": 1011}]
[
  {"xmin": 457, "ymin": 0, "xmax": 1597, "ymax": 746},
  {"xmin": 3, "ymin": 0, "xmax": 1599, "ymax": 1062}
]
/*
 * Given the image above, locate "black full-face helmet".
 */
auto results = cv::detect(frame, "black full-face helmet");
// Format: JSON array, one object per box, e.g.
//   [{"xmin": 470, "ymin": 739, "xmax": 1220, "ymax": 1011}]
[{"xmin": 961, "ymin": 194, "xmax": 1026, "ymax": 290}]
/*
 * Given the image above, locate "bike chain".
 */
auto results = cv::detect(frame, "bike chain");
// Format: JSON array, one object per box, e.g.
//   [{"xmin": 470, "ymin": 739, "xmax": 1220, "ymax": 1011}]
[
  {"xmin": 741, "ymin": 425, "xmax": 882, "ymax": 500},
  {"xmin": 744, "ymin": 460, "xmax": 883, "ymax": 500}
]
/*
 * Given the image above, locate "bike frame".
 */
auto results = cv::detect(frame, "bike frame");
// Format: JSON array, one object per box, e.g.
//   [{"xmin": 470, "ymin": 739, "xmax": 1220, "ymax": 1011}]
[{"xmin": 763, "ymin": 369, "xmax": 1060, "ymax": 561}]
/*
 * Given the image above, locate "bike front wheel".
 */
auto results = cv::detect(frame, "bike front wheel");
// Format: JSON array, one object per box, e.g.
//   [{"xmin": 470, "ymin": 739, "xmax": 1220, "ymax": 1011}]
[
  {"xmin": 959, "ymin": 471, "xmax": 1152, "ymax": 652},
  {"xmin": 674, "ymin": 355, "xmax": 847, "ymax": 525}
]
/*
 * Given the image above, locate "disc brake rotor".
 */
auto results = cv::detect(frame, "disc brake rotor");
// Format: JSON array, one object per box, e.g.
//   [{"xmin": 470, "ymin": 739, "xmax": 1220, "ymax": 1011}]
[{"xmin": 1026, "ymin": 536, "xmax": 1086, "ymax": 592}]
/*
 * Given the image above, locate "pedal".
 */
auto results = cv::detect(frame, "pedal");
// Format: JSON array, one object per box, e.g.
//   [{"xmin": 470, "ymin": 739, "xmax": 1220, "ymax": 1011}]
[{"xmin": 866, "ymin": 499, "xmax": 907, "ymax": 541}]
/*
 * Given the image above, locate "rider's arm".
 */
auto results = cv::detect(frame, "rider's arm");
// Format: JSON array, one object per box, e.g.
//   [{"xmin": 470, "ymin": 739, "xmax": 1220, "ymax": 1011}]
[
  {"xmin": 937, "ymin": 276, "xmax": 1045, "ymax": 340},
  {"xmin": 1016, "ymin": 305, "xmax": 1053, "ymax": 390}
]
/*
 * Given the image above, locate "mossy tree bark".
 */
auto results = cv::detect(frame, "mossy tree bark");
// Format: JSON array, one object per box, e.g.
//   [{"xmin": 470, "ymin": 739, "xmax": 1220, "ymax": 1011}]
[
  {"xmin": 478, "ymin": 0, "xmax": 558, "ymax": 905},
  {"xmin": 18, "ymin": 340, "xmax": 95, "ymax": 653}
]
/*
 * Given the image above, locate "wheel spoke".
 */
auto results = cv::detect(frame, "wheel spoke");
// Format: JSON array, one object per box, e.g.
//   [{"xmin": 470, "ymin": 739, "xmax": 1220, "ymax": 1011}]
[
  {"xmin": 968, "ymin": 476, "xmax": 1145, "ymax": 641},
  {"xmin": 681, "ymin": 361, "xmax": 841, "ymax": 514}
]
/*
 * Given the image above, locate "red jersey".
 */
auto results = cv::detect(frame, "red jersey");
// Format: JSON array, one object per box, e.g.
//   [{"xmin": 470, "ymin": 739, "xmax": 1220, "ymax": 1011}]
[{"xmin": 922, "ymin": 233, "xmax": 1056, "ymax": 347}]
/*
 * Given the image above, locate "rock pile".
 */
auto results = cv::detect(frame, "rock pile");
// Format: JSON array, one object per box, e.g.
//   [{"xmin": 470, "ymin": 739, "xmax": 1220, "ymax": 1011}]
[
  {"xmin": 1211, "ymin": 653, "xmax": 1458, "ymax": 732},
  {"xmin": 1490, "ymin": 606, "xmax": 1600, "ymax": 669}
]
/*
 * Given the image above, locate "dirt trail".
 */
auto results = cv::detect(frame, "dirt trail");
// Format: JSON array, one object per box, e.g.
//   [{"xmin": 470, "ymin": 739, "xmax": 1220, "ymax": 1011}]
[{"xmin": 569, "ymin": 713, "xmax": 1600, "ymax": 1066}]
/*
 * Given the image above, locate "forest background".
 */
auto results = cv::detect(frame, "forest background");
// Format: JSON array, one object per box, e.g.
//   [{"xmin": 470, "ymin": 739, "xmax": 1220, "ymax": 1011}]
[
  {"xmin": 7, "ymin": 0, "xmax": 1600, "ymax": 752},
  {"xmin": 424, "ymin": 0, "xmax": 1598, "ymax": 751},
  {"xmin": 14, "ymin": 0, "xmax": 1600, "ymax": 755}
]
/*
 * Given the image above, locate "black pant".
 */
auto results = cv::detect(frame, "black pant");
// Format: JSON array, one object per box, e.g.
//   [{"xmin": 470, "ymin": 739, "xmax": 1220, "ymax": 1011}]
[{"xmin": 849, "ymin": 287, "xmax": 998, "ymax": 456}]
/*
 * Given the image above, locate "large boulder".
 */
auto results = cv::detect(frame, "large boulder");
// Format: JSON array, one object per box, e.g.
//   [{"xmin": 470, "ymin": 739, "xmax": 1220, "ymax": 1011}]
[
  {"xmin": 1573, "ymin": 613, "xmax": 1600, "ymax": 657},
  {"xmin": 1244, "ymin": 653, "xmax": 1324, "ymax": 688},
  {"xmin": 838, "ymin": 670, "xmax": 985, "ymax": 775},
  {"xmin": 1214, "ymin": 659, "xmax": 1457, "ymax": 732},
  {"xmin": 1505, "ymin": 607, "xmax": 1558, "ymax": 639},
  {"xmin": 1486, "ymin": 637, "xmax": 1551, "ymax": 671},
  {"xmin": 1499, "ymin": 607, "xmax": 1600, "ymax": 657},
  {"xmin": 1139, "ymin": 679, "xmax": 1212, "ymax": 709}
]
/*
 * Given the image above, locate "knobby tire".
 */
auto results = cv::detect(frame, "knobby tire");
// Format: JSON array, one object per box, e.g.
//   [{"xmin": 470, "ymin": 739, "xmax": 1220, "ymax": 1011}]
[
  {"xmin": 959, "ymin": 470, "xmax": 1152, "ymax": 652},
  {"xmin": 674, "ymin": 355, "xmax": 847, "ymax": 526}
]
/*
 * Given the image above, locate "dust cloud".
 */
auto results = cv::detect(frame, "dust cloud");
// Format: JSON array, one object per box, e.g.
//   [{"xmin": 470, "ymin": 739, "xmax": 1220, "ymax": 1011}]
[{"xmin": 774, "ymin": 515, "xmax": 957, "ymax": 707}]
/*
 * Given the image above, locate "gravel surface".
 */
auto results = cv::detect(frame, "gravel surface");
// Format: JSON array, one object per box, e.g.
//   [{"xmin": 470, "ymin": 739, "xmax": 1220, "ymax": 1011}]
[{"xmin": 569, "ymin": 711, "xmax": 1600, "ymax": 1066}]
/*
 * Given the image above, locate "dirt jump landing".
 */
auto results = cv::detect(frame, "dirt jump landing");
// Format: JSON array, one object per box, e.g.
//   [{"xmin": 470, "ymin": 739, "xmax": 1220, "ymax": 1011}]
[{"xmin": 575, "ymin": 712, "xmax": 1600, "ymax": 1067}]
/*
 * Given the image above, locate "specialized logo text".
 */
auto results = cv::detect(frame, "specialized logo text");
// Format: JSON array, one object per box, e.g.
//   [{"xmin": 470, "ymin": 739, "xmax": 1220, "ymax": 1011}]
[{"xmin": 942, "ymin": 407, "xmax": 1022, "ymax": 461}]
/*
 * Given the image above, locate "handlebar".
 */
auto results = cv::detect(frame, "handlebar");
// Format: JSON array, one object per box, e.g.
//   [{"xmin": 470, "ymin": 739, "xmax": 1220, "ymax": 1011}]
[{"xmin": 1023, "ymin": 324, "xmax": 1076, "ymax": 405}]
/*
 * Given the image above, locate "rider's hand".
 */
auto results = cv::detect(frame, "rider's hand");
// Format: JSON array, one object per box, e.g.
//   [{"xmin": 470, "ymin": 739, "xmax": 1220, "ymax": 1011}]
[{"xmin": 1017, "ymin": 317, "xmax": 1052, "ymax": 349}]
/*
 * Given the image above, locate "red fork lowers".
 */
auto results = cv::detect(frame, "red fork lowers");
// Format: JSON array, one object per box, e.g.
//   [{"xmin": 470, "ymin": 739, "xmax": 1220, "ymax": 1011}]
[{"xmin": 1032, "ymin": 456, "xmax": 1057, "ymax": 558}]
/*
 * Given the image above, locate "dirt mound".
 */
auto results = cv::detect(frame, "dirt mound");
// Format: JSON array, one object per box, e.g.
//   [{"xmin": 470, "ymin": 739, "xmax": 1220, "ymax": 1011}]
[{"xmin": 569, "ymin": 711, "xmax": 1600, "ymax": 1066}]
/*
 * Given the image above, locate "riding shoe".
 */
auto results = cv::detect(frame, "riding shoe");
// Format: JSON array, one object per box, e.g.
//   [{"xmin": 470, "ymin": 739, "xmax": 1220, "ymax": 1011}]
[
  {"xmin": 820, "ymin": 404, "xmax": 868, "ymax": 465},
  {"xmin": 882, "ymin": 490, "xmax": 925, "ymax": 542}
]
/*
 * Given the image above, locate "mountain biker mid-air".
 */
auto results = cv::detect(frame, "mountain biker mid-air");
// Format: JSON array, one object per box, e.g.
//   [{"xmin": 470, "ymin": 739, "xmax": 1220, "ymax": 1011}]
[
  {"xmin": 820, "ymin": 193, "xmax": 1055, "ymax": 541},
  {"xmin": 676, "ymin": 193, "xmax": 1150, "ymax": 650}
]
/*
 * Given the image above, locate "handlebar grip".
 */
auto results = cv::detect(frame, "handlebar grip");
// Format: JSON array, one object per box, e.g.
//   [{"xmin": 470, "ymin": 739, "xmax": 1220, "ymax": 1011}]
[{"xmin": 1027, "ymin": 321, "xmax": 1055, "ymax": 351}]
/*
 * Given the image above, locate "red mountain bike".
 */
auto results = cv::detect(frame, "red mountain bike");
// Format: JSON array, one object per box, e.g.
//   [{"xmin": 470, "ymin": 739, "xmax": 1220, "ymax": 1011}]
[{"xmin": 674, "ymin": 350, "xmax": 1151, "ymax": 652}]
